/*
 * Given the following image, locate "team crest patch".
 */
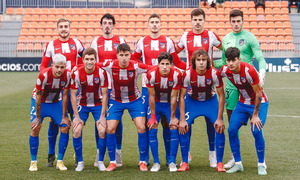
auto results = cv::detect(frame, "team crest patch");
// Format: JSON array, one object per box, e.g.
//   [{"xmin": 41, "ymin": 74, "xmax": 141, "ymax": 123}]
[
  {"xmin": 241, "ymin": 77, "xmax": 246, "ymax": 83},
  {"xmin": 70, "ymin": 44, "xmax": 76, "ymax": 50},
  {"xmin": 168, "ymin": 81, "xmax": 174, "ymax": 86},
  {"xmin": 114, "ymin": 43, "xmax": 119, "ymax": 49},
  {"xmin": 60, "ymin": 81, "xmax": 66, "ymax": 87},
  {"xmin": 160, "ymin": 42, "xmax": 166, "ymax": 49},
  {"xmin": 94, "ymin": 77, "xmax": 100, "ymax": 84},
  {"xmin": 207, "ymin": 79, "xmax": 212, "ymax": 85},
  {"xmin": 128, "ymin": 71, "xmax": 134, "ymax": 78},
  {"xmin": 203, "ymin": 38, "xmax": 208, "ymax": 45},
  {"xmin": 239, "ymin": 39, "xmax": 244, "ymax": 46}
]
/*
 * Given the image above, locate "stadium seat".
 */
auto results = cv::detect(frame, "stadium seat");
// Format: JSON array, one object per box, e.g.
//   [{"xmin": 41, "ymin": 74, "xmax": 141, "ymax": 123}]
[
  {"xmin": 276, "ymin": 29, "xmax": 284, "ymax": 36},
  {"xmin": 256, "ymin": 7, "xmax": 264, "ymax": 15},
  {"xmin": 259, "ymin": 35, "xmax": 268, "ymax": 43},
  {"xmin": 177, "ymin": 15, "xmax": 185, "ymax": 22},
  {"xmin": 48, "ymin": 8, "xmax": 56, "ymax": 15},
  {"xmin": 268, "ymin": 35, "xmax": 276, "ymax": 43},
  {"xmin": 18, "ymin": 36, "xmax": 26, "ymax": 42},
  {"xmin": 232, "ymin": 1, "xmax": 240, "ymax": 8},
  {"xmin": 269, "ymin": 43, "xmax": 277, "ymax": 51},
  {"xmin": 260, "ymin": 43, "xmax": 268, "ymax": 52},
  {"xmin": 249, "ymin": 15, "xmax": 257, "ymax": 22},
  {"xmin": 87, "ymin": 21, "xmax": 96, "ymax": 29},
  {"xmin": 129, "ymin": 8, "xmax": 137, "ymax": 15},
  {"xmin": 168, "ymin": 22, "xmax": 177, "ymax": 29},
  {"xmin": 209, "ymin": 22, "xmax": 217, "ymax": 29},
  {"xmin": 22, "ymin": 22, "xmax": 30, "ymax": 29},
  {"xmin": 81, "ymin": 8, "xmax": 89, "ymax": 15},
  {"xmin": 78, "ymin": 29, "xmax": 86, "ymax": 36},
  {"xmin": 176, "ymin": 29, "xmax": 184, "ymax": 36},
  {"xmin": 97, "ymin": 8, "xmax": 105, "ymax": 15},
  {"xmin": 217, "ymin": 22, "xmax": 225, "ymax": 28},
  {"xmin": 72, "ymin": 15, "xmax": 80, "ymax": 22},
  {"xmin": 128, "ymin": 22, "xmax": 136, "ymax": 29},
  {"xmin": 24, "ymin": 8, "xmax": 33, "ymax": 15},
  {"xmin": 250, "ymin": 22, "xmax": 258, "ymax": 29},
  {"xmin": 17, "ymin": 43, "xmax": 26, "ymax": 51},
  {"xmin": 258, "ymin": 21, "xmax": 266, "ymax": 28},
  {"xmin": 23, "ymin": 15, "xmax": 31, "ymax": 22},
  {"xmin": 40, "ymin": 15, "xmax": 47, "ymax": 22},
  {"xmin": 152, "ymin": 8, "xmax": 161, "ymax": 14},
  {"xmin": 265, "ymin": 8, "xmax": 272, "ymax": 15},
  {"xmin": 208, "ymin": 8, "xmax": 216, "ymax": 15},
  {"xmin": 144, "ymin": 8, "xmax": 152, "ymax": 15},
  {"xmin": 45, "ymin": 29, "xmax": 54, "ymax": 36},
  {"xmin": 128, "ymin": 14, "xmax": 136, "ymax": 22},
  {"xmin": 248, "ymin": 8, "xmax": 256, "ymax": 15},
  {"xmin": 6, "ymin": 8, "xmax": 14, "ymax": 15},
  {"xmin": 168, "ymin": 8, "xmax": 177, "ymax": 15},
  {"xmin": 275, "ymin": 21, "xmax": 282, "ymax": 28},
  {"xmin": 185, "ymin": 21, "xmax": 192, "ymax": 29},
  {"xmin": 224, "ymin": 8, "xmax": 231, "ymax": 15},
  {"xmin": 86, "ymin": 29, "xmax": 95, "ymax": 36},
  {"xmin": 78, "ymin": 21, "xmax": 87, "ymax": 29},
  {"xmin": 243, "ymin": 21, "xmax": 250, "ymax": 29},
  {"xmin": 208, "ymin": 15, "xmax": 217, "ymax": 22},
  {"xmin": 35, "ymin": 36, "xmax": 44, "ymax": 43},
  {"xmin": 286, "ymin": 43, "xmax": 295, "ymax": 50},
  {"xmin": 243, "ymin": 14, "xmax": 249, "ymax": 22},
  {"xmin": 267, "ymin": 29, "xmax": 276, "ymax": 36},
  {"xmin": 272, "ymin": 1, "xmax": 280, "ymax": 8},
  {"xmin": 136, "ymin": 29, "xmax": 144, "ymax": 36},
  {"xmin": 274, "ymin": 15, "xmax": 282, "ymax": 21},
  {"xmin": 265, "ymin": 1, "xmax": 272, "ymax": 7},
  {"xmin": 281, "ymin": 8, "xmax": 289, "ymax": 15},
  {"xmin": 217, "ymin": 15, "xmax": 225, "ymax": 22},
  {"xmin": 15, "ymin": 8, "xmax": 24, "ymax": 15},
  {"xmin": 89, "ymin": 8, "xmax": 97, "ymax": 15},
  {"xmin": 34, "ymin": 43, "xmax": 43, "ymax": 51},
  {"xmin": 282, "ymin": 15, "xmax": 289, "ymax": 21},
  {"xmin": 266, "ymin": 21, "xmax": 274, "ymax": 29},
  {"xmin": 277, "ymin": 36, "xmax": 285, "ymax": 43},
  {"xmin": 217, "ymin": 8, "xmax": 225, "ymax": 15},
  {"xmin": 265, "ymin": 15, "xmax": 273, "ymax": 21},
  {"xmin": 65, "ymin": 8, "xmax": 72, "ymax": 15},
  {"xmin": 30, "ymin": 22, "xmax": 38, "ymax": 29},
  {"xmin": 273, "ymin": 8, "xmax": 281, "ymax": 15},
  {"xmin": 285, "ymin": 36, "xmax": 293, "ymax": 43},
  {"xmin": 126, "ymin": 36, "xmax": 135, "ymax": 43},
  {"xmin": 37, "ymin": 29, "xmax": 45, "ymax": 36},
  {"xmin": 161, "ymin": 29, "xmax": 168, "ymax": 36},
  {"xmin": 46, "ymin": 21, "xmax": 55, "ymax": 29},
  {"xmin": 161, "ymin": 8, "xmax": 168, "ymax": 15},
  {"xmin": 284, "ymin": 29, "xmax": 293, "ymax": 36},
  {"xmin": 251, "ymin": 29, "xmax": 259, "ymax": 36},
  {"xmin": 259, "ymin": 29, "xmax": 267, "ymax": 36},
  {"xmin": 47, "ymin": 15, "xmax": 56, "ymax": 22},
  {"xmin": 224, "ymin": 1, "xmax": 232, "ymax": 8},
  {"xmin": 136, "ymin": 8, "xmax": 144, "ymax": 16},
  {"xmin": 28, "ymin": 29, "xmax": 37, "ymax": 36},
  {"xmin": 169, "ymin": 29, "xmax": 176, "ymax": 36},
  {"xmin": 56, "ymin": 8, "xmax": 64, "ymax": 15},
  {"xmin": 95, "ymin": 28, "xmax": 101, "ymax": 36},
  {"xmin": 218, "ymin": 29, "xmax": 226, "ymax": 36}
]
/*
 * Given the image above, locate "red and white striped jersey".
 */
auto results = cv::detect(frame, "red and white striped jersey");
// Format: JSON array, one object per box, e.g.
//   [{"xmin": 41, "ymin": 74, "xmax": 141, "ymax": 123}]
[
  {"xmin": 146, "ymin": 66, "xmax": 182, "ymax": 103},
  {"xmin": 71, "ymin": 66, "xmax": 108, "ymax": 107},
  {"xmin": 90, "ymin": 36, "xmax": 126, "ymax": 89},
  {"xmin": 182, "ymin": 67, "xmax": 223, "ymax": 101},
  {"xmin": 177, "ymin": 30, "xmax": 222, "ymax": 69},
  {"xmin": 97, "ymin": 60, "xmax": 150, "ymax": 103},
  {"xmin": 32, "ymin": 67, "xmax": 71, "ymax": 103},
  {"xmin": 41, "ymin": 38, "xmax": 85, "ymax": 71},
  {"xmin": 134, "ymin": 35, "xmax": 177, "ymax": 87},
  {"xmin": 220, "ymin": 62, "xmax": 268, "ymax": 105}
]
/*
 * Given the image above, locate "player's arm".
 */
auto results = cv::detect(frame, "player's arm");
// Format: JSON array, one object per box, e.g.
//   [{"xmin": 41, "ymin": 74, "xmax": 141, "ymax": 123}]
[
  {"xmin": 70, "ymin": 88, "xmax": 83, "ymax": 129},
  {"xmin": 172, "ymin": 52, "xmax": 186, "ymax": 70},
  {"xmin": 251, "ymin": 83, "xmax": 263, "ymax": 131},
  {"xmin": 61, "ymin": 88, "xmax": 71, "ymax": 127},
  {"xmin": 132, "ymin": 51, "xmax": 142, "ymax": 62},
  {"xmin": 32, "ymin": 90, "xmax": 43, "ymax": 131},
  {"xmin": 178, "ymin": 87, "xmax": 188, "ymax": 135},
  {"xmin": 214, "ymin": 86, "xmax": 225, "ymax": 134},
  {"xmin": 99, "ymin": 87, "xmax": 108, "ymax": 128},
  {"xmin": 147, "ymin": 87, "xmax": 157, "ymax": 130},
  {"xmin": 169, "ymin": 89, "xmax": 179, "ymax": 129}
]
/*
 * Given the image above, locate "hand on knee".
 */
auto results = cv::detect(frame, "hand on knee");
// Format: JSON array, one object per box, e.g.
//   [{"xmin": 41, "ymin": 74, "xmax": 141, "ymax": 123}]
[
  {"xmin": 60, "ymin": 126, "xmax": 70, "ymax": 134},
  {"xmin": 73, "ymin": 125, "xmax": 83, "ymax": 138}
]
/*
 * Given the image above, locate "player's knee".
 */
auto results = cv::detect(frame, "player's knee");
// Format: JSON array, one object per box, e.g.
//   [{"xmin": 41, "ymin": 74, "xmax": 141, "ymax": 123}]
[
  {"xmin": 137, "ymin": 125, "xmax": 146, "ymax": 133},
  {"xmin": 73, "ymin": 127, "xmax": 82, "ymax": 138},
  {"xmin": 97, "ymin": 126, "xmax": 106, "ymax": 138},
  {"xmin": 227, "ymin": 126, "xmax": 238, "ymax": 137},
  {"xmin": 60, "ymin": 126, "xmax": 70, "ymax": 134},
  {"xmin": 251, "ymin": 128, "xmax": 263, "ymax": 138},
  {"xmin": 106, "ymin": 126, "xmax": 116, "ymax": 134}
]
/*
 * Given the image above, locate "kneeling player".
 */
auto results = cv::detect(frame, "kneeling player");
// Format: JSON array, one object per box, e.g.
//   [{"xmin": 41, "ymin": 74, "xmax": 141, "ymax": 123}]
[
  {"xmin": 178, "ymin": 49, "xmax": 226, "ymax": 172},
  {"xmin": 71, "ymin": 48, "xmax": 109, "ymax": 172},
  {"xmin": 221, "ymin": 47, "xmax": 269, "ymax": 175},
  {"xmin": 146, "ymin": 52, "xmax": 182, "ymax": 172},
  {"xmin": 29, "ymin": 54, "xmax": 71, "ymax": 171}
]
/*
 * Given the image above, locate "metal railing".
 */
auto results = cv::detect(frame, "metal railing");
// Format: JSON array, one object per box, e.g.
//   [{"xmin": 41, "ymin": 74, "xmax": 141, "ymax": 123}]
[{"xmin": 0, "ymin": 41, "xmax": 298, "ymax": 58}]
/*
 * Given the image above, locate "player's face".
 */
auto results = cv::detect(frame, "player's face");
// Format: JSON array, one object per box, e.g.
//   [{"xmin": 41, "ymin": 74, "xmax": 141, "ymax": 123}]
[
  {"xmin": 148, "ymin": 17, "xmax": 161, "ymax": 33},
  {"xmin": 226, "ymin": 57, "xmax": 241, "ymax": 73},
  {"xmin": 230, "ymin": 16, "xmax": 243, "ymax": 33},
  {"xmin": 191, "ymin": 15, "xmax": 205, "ymax": 32},
  {"xmin": 83, "ymin": 54, "xmax": 96, "ymax": 70},
  {"xmin": 117, "ymin": 50, "xmax": 131, "ymax": 68},
  {"xmin": 57, "ymin": 21, "xmax": 70, "ymax": 39},
  {"xmin": 52, "ymin": 62, "xmax": 66, "ymax": 78},
  {"xmin": 101, "ymin": 18, "xmax": 114, "ymax": 35},
  {"xmin": 158, "ymin": 59, "xmax": 172, "ymax": 76},
  {"xmin": 195, "ymin": 55, "xmax": 208, "ymax": 72}
]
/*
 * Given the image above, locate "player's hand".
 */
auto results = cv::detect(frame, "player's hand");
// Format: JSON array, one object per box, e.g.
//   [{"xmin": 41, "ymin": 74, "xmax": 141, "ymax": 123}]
[
  {"xmin": 214, "ymin": 118, "xmax": 225, "ymax": 134},
  {"xmin": 71, "ymin": 66, "xmax": 78, "ymax": 74},
  {"xmin": 61, "ymin": 116, "xmax": 71, "ymax": 127},
  {"xmin": 179, "ymin": 120, "xmax": 189, "ymax": 135},
  {"xmin": 98, "ymin": 116, "xmax": 107, "ymax": 129},
  {"xmin": 169, "ymin": 117, "xmax": 179, "ymax": 129},
  {"xmin": 72, "ymin": 116, "xmax": 84, "ymax": 130},
  {"xmin": 250, "ymin": 116, "xmax": 263, "ymax": 131},
  {"xmin": 147, "ymin": 114, "xmax": 157, "ymax": 130},
  {"xmin": 31, "ymin": 118, "xmax": 41, "ymax": 131}
]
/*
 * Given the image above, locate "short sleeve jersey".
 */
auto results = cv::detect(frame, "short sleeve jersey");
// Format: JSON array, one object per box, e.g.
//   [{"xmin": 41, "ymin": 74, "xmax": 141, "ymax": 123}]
[
  {"xmin": 220, "ymin": 62, "xmax": 268, "ymax": 105},
  {"xmin": 146, "ymin": 66, "xmax": 182, "ymax": 103},
  {"xmin": 177, "ymin": 30, "xmax": 222, "ymax": 69},
  {"xmin": 182, "ymin": 67, "xmax": 223, "ymax": 101},
  {"xmin": 135, "ymin": 35, "xmax": 176, "ymax": 87},
  {"xmin": 42, "ymin": 38, "xmax": 85, "ymax": 71},
  {"xmin": 97, "ymin": 60, "xmax": 150, "ymax": 103},
  {"xmin": 33, "ymin": 67, "xmax": 71, "ymax": 103},
  {"xmin": 71, "ymin": 66, "xmax": 108, "ymax": 107}
]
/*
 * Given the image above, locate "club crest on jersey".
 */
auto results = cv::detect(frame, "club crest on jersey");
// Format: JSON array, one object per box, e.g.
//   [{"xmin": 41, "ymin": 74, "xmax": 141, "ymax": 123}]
[
  {"xmin": 60, "ymin": 81, "xmax": 66, "ymax": 87},
  {"xmin": 241, "ymin": 77, "xmax": 246, "ymax": 83},
  {"xmin": 207, "ymin": 79, "xmax": 212, "ymax": 85},
  {"xmin": 160, "ymin": 42, "xmax": 166, "ymax": 49},
  {"xmin": 128, "ymin": 71, "xmax": 134, "ymax": 78},
  {"xmin": 94, "ymin": 77, "xmax": 100, "ymax": 84},
  {"xmin": 114, "ymin": 43, "xmax": 119, "ymax": 49},
  {"xmin": 203, "ymin": 38, "xmax": 208, "ymax": 45},
  {"xmin": 168, "ymin": 81, "xmax": 174, "ymax": 86},
  {"xmin": 70, "ymin": 44, "xmax": 76, "ymax": 50},
  {"xmin": 239, "ymin": 39, "xmax": 244, "ymax": 46}
]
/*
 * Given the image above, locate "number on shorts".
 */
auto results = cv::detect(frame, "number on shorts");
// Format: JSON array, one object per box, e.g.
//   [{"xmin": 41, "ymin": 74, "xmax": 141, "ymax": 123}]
[
  {"xmin": 185, "ymin": 112, "xmax": 190, "ymax": 120},
  {"xmin": 30, "ymin": 106, "xmax": 36, "ymax": 115},
  {"xmin": 108, "ymin": 104, "xmax": 113, "ymax": 111}
]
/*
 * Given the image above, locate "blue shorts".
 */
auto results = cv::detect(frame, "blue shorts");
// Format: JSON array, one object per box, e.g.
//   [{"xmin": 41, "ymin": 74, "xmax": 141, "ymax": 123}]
[
  {"xmin": 230, "ymin": 101, "xmax": 269, "ymax": 126},
  {"xmin": 78, "ymin": 105, "xmax": 103, "ymax": 123},
  {"xmin": 142, "ymin": 87, "xmax": 150, "ymax": 116},
  {"xmin": 107, "ymin": 97, "xmax": 145, "ymax": 121},
  {"xmin": 185, "ymin": 95, "xmax": 219, "ymax": 126},
  {"xmin": 30, "ymin": 98, "xmax": 67, "ymax": 127},
  {"xmin": 147, "ymin": 102, "xmax": 171, "ymax": 123}
]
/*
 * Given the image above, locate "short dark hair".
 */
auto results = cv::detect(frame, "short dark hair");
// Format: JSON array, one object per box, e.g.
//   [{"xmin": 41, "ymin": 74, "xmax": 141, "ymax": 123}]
[
  {"xmin": 148, "ymin": 13, "xmax": 161, "ymax": 22},
  {"xmin": 100, "ymin": 13, "xmax": 115, "ymax": 25},
  {"xmin": 83, "ymin": 48, "xmax": 97, "ymax": 60},
  {"xmin": 225, "ymin": 47, "xmax": 240, "ymax": 61},
  {"xmin": 117, "ymin": 43, "xmax": 131, "ymax": 53},
  {"xmin": 229, "ymin": 9, "xmax": 243, "ymax": 21},
  {"xmin": 191, "ymin": 8, "xmax": 205, "ymax": 20},
  {"xmin": 191, "ymin": 49, "xmax": 211, "ymax": 70},
  {"xmin": 157, "ymin": 52, "xmax": 173, "ymax": 64}
]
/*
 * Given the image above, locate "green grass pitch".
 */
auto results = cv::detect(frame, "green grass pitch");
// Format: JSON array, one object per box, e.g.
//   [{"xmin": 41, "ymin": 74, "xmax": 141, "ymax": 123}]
[{"xmin": 0, "ymin": 72, "xmax": 299, "ymax": 179}]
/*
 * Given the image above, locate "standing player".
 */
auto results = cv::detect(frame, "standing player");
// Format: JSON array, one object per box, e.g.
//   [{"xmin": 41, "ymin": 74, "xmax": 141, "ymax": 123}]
[
  {"xmin": 133, "ymin": 13, "xmax": 186, "ymax": 166},
  {"xmin": 146, "ymin": 52, "xmax": 182, "ymax": 172},
  {"xmin": 177, "ymin": 49, "xmax": 226, "ymax": 172},
  {"xmin": 214, "ymin": 9, "xmax": 267, "ymax": 168},
  {"xmin": 95, "ymin": 43, "xmax": 152, "ymax": 172},
  {"xmin": 175, "ymin": 8, "xmax": 223, "ymax": 166},
  {"xmin": 220, "ymin": 47, "xmax": 269, "ymax": 175},
  {"xmin": 29, "ymin": 54, "xmax": 71, "ymax": 171},
  {"xmin": 71, "ymin": 48, "xmax": 108, "ymax": 172},
  {"xmin": 90, "ymin": 13, "xmax": 126, "ymax": 167},
  {"xmin": 40, "ymin": 18, "xmax": 85, "ymax": 167}
]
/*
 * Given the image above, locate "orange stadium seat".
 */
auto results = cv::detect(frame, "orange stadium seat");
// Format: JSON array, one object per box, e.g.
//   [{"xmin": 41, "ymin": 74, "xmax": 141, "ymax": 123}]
[
  {"xmin": 81, "ymin": 8, "xmax": 89, "ymax": 15},
  {"xmin": 136, "ymin": 29, "xmax": 144, "ymax": 36},
  {"xmin": 259, "ymin": 35, "xmax": 268, "ymax": 43},
  {"xmin": 177, "ymin": 21, "xmax": 185, "ymax": 29},
  {"xmin": 281, "ymin": 8, "xmax": 289, "ymax": 15},
  {"xmin": 169, "ymin": 29, "xmax": 176, "ymax": 36},
  {"xmin": 265, "ymin": 15, "xmax": 273, "ymax": 21},
  {"xmin": 94, "ymin": 28, "xmax": 101, "ymax": 36},
  {"xmin": 160, "ymin": 8, "xmax": 168, "ymax": 15},
  {"xmin": 285, "ymin": 36, "xmax": 293, "ymax": 43},
  {"xmin": 87, "ymin": 21, "xmax": 96, "ymax": 29},
  {"xmin": 86, "ymin": 36, "xmax": 94, "ymax": 44},
  {"xmin": 23, "ymin": 15, "xmax": 31, "ymax": 22},
  {"xmin": 128, "ymin": 22, "xmax": 136, "ymax": 29},
  {"xmin": 72, "ymin": 8, "xmax": 80, "ymax": 15},
  {"xmin": 265, "ymin": 8, "xmax": 272, "ymax": 15},
  {"xmin": 275, "ymin": 21, "xmax": 282, "ymax": 28},
  {"xmin": 217, "ymin": 8, "xmax": 225, "ymax": 15},
  {"xmin": 287, "ymin": 43, "xmax": 295, "ymax": 50},
  {"xmin": 120, "ymin": 14, "xmax": 128, "ymax": 21},
  {"xmin": 249, "ymin": 15, "xmax": 257, "ymax": 22},
  {"xmin": 144, "ymin": 8, "xmax": 152, "ymax": 15},
  {"xmin": 136, "ymin": 8, "xmax": 144, "ymax": 15},
  {"xmin": 129, "ymin": 8, "xmax": 137, "ymax": 15},
  {"xmin": 35, "ymin": 36, "xmax": 44, "ymax": 43},
  {"xmin": 31, "ymin": 15, "xmax": 39, "ymax": 22},
  {"xmin": 243, "ymin": 21, "xmax": 250, "ymax": 29},
  {"xmin": 45, "ymin": 29, "xmax": 54, "ymax": 36},
  {"xmin": 17, "ymin": 43, "xmax": 26, "ymax": 51},
  {"xmin": 266, "ymin": 21, "xmax": 274, "ymax": 28},
  {"xmin": 281, "ymin": 0, "xmax": 288, "ymax": 8},
  {"xmin": 47, "ymin": 15, "xmax": 56, "ymax": 22},
  {"xmin": 56, "ymin": 8, "xmax": 64, "ymax": 15},
  {"xmin": 96, "ymin": 8, "xmax": 104, "ymax": 15},
  {"xmin": 176, "ymin": 14, "xmax": 185, "ymax": 22},
  {"xmin": 269, "ymin": 43, "xmax": 277, "ymax": 51},
  {"xmin": 216, "ymin": 15, "xmax": 225, "ymax": 22},
  {"xmin": 34, "ymin": 43, "xmax": 44, "ymax": 51},
  {"xmin": 209, "ymin": 22, "xmax": 217, "ymax": 29},
  {"xmin": 161, "ymin": 29, "xmax": 168, "ymax": 36},
  {"xmin": 276, "ymin": 29, "xmax": 284, "ymax": 36},
  {"xmin": 240, "ymin": 1, "xmax": 248, "ymax": 8},
  {"xmin": 118, "ymin": 29, "xmax": 127, "ymax": 36},
  {"xmin": 44, "ymin": 35, "xmax": 52, "ymax": 42},
  {"xmin": 28, "ymin": 29, "xmax": 37, "ymax": 36},
  {"xmin": 284, "ymin": 29, "xmax": 293, "ymax": 36},
  {"xmin": 217, "ymin": 22, "xmax": 225, "ymax": 28},
  {"xmin": 46, "ymin": 21, "xmax": 55, "ymax": 29},
  {"xmin": 160, "ymin": 21, "xmax": 167, "ymax": 29},
  {"xmin": 88, "ymin": 15, "xmax": 96, "ymax": 22},
  {"xmin": 274, "ymin": 15, "xmax": 282, "ymax": 21},
  {"xmin": 257, "ymin": 7, "xmax": 265, "ymax": 15},
  {"xmin": 250, "ymin": 21, "xmax": 258, "ymax": 29},
  {"xmin": 128, "ymin": 14, "xmax": 136, "ymax": 22},
  {"xmin": 268, "ymin": 35, "xmax": 276, "ymax": 43},
  {"xmin": 78, "ymin": 21, "xmax": 87, "ymax": 29},
  {"xmin": 208, "ymin": 8, "xmax": 216, "ymax": 15},
  {"xmin": 232, "ymin": 1, "xmax": 240, "ymax": 8},
  {"xmin": 71, "ymin": 21, "xmax": 79, "ymax": 28},
  {"xmin": 283, "ymin": 21, "xmax": 292, "ymax": 29},
  {"xmin": 136, "ymin": 21, "xmax": 144, "ymax": 29},
  {"xmin": 72, "ymin": 15, "xmax": 80, "ymax": 22},
  {"xmin": 272, "ymin": 1, "xmax": 280, "ymax": 8},
  {"xmin": 259, "ymin": 29, "xmax": 267, "ymax": 36},
  {"xmin": 218, "ymin": 29, "xmax": 226, "ymax": 36},
  {"xmin": 169, "ymin": 15, "xmax": 177, "ymax": 22},
  {"xmin": 15, "ymin": 8, "xmax": 24, "ymax": 15},
  {"xmin": 86, "ymin": 29, "xmax": 95, "ymax": 36},
  {"xmin": 243, "ymin": 14, "xmax": 249, "ymax": 22},
  {"xmin": 24, "ymin": 8, "xmax": 33, "ymax": 15},
  {"xmin": 36, "ymin": 29, "xmax": 45, "ymax": 37},
  {"xmin": 240, "ymin": 8, "xmax": 248, "ymax": 15},
  {"xmin": 89, "ymin": 8, "xmax": 97, "ymax": 15},
  {"xmin": 152, "ymin": 8, "xmax": 161, "ymax": 14},
  {"xmin": 32, "ymin": 8, "xmax": 40, "ymax": 15},
  {"xmin": 224, "ymin": 8, "xmax": 231, "ymax": 15},
  {"xmin": 39, "ymin": 15, "xmax": 47, "ymax": 22},
  {"xmin": 277, "ymin": 36, "xmax": 285, "ymax": 43},
  {"xmin": 6, "ymin": 8, "xmax": 14, "ymax": 15},
  {"xmin": 119, "ymin": 22, "xmax": 127, "ymax": 29},
  {"xmin": 18, "ymin": 36, "xmax": 26, "ymax": 42},
  {"xmin": 251, "ymin": 29, "xmax": 259, "ymax": 36},
  {"xmin": 168, "ymin": 22, "xmax": 177, "ymax": 29},
  {"xmin": 49, "ymin": 8, "xmax": 56, "ymax": 15},
  {"xmin": 80, "ymin": 15, "xmax": 88, "ymax": 21},
  {"xmin": 208, "ymin": 14, "xmax": 217, "ymax": 22},
  {"xmin": 258, "ymin": 21, "xmax": 266, "ymax": 28},
  {"xmin": 168, "ymin": 8, "xmax": 177, "ymax": 15},
  {"xmin": 273, "ymin": 8, "xmax": 281, "ymax": 15},
  {"xmin": 278, "ymin": 43, "xmax": 286, "ymax": 51},
  {"xmin": 282, "ymin": 14, "xmax": 289, "ymax": 21},
  {"xmin": 65, "ymin": 8, "xmax": 72, "ymax": 15},
  {"xmin": 22, "ymin": 22, "xmax": 30, "ymax": 29},
  {"xmin": 30, "ymin": 22, "xmax": 38, "ymax": 29},
  {"xmin": 248, "ymin": 8, "xmax": 256, "ymax": 15},
  {"xmin": 69, "ymin": 29, "xmax": 77, "ymax": 36},
  {"xmin": 267, "ymin": 29, "xmax": 276, "ymax": 36},
  {"xmin": 224, "ymin": 1, "xmax": 232, "ymax": 8},
  {"xmin": 265, "ymin": 1, "xmax": 272, "ymax": 7},
  {"xmin": 176, "ymin": 29, "xmax": 184, "ymax": 36},
  {"xmin": 136, "ymin": 15, "xmax": 145, "ymax": 22},
  {"xmin": 185, "ymin": 21, "xmax": 192, "ymax": 28}
]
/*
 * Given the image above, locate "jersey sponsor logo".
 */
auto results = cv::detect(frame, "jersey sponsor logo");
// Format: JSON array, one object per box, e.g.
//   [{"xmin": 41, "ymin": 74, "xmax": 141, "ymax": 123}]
[
  {"xmin": 113, "ymin": 72, "xmax": 118, "ymax": 75},
  {"xmin": 191, "ymin": 81, "xmax": 196, "ymax": 83},
  {"xmin": 144, "ymin": 44, "xmax": 150, "ymax": 47},
  {"xmin": 60, "ymin": 81, "xmax": 66, "ymax": 87},
  {"xmin": 128, "ymin": 71, "xmax": 134, "ymax": 78},
  {"xmin": 70, "ymin": 44, "xmax": 76, "ymax": 50},
  {"xmin": 114, "ymin": 43, "xmax": 119, "ymax": 49},
  {"xmin": 187, "ymin": 40, "xmax": 192, "ymax": 43},
  {"xmin": 168, "ymin": 81, "xmax": 174, "ymax": 86},
  {"xmin": 98, "ymin": 45, "xmax": 103, "ymax": 47},
  {"xmin": 81, "ymin": 81, "xmax": 86, "ymax": 84},
  {"xmin": 55, "ymin": 48, "xmax": 60, "ymax": 50},
  {"xmin": 94, "ymin": 77, "xmax": 100, "ymax": 84},
  {"xmin": 160, "ymin": 42, "xmax": 166, "ymax": 49},
  {"xmin": 239, "ymin": 39, "xmax": 244, "ymax": 46},
  {"xmin": 203, "ymin": 38, "xmax": 208, "ymax": 45},
  {"xmin": 206, "ymin": 79, "xmax": 211, "ymax": 85},
  {"xmin": 241, "ymin": 77, "xmax": 246, "ymax": 83}
]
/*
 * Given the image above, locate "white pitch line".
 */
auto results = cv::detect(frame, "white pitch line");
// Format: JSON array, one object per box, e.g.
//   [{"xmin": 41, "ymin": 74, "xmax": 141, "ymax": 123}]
[
  {"xmin": 267, "ymin": 115, "xmax": 300, "ymax": 118},
  {"xmin": 264, "ymin": 88, "xmax": 300, "ymax": 90}
]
